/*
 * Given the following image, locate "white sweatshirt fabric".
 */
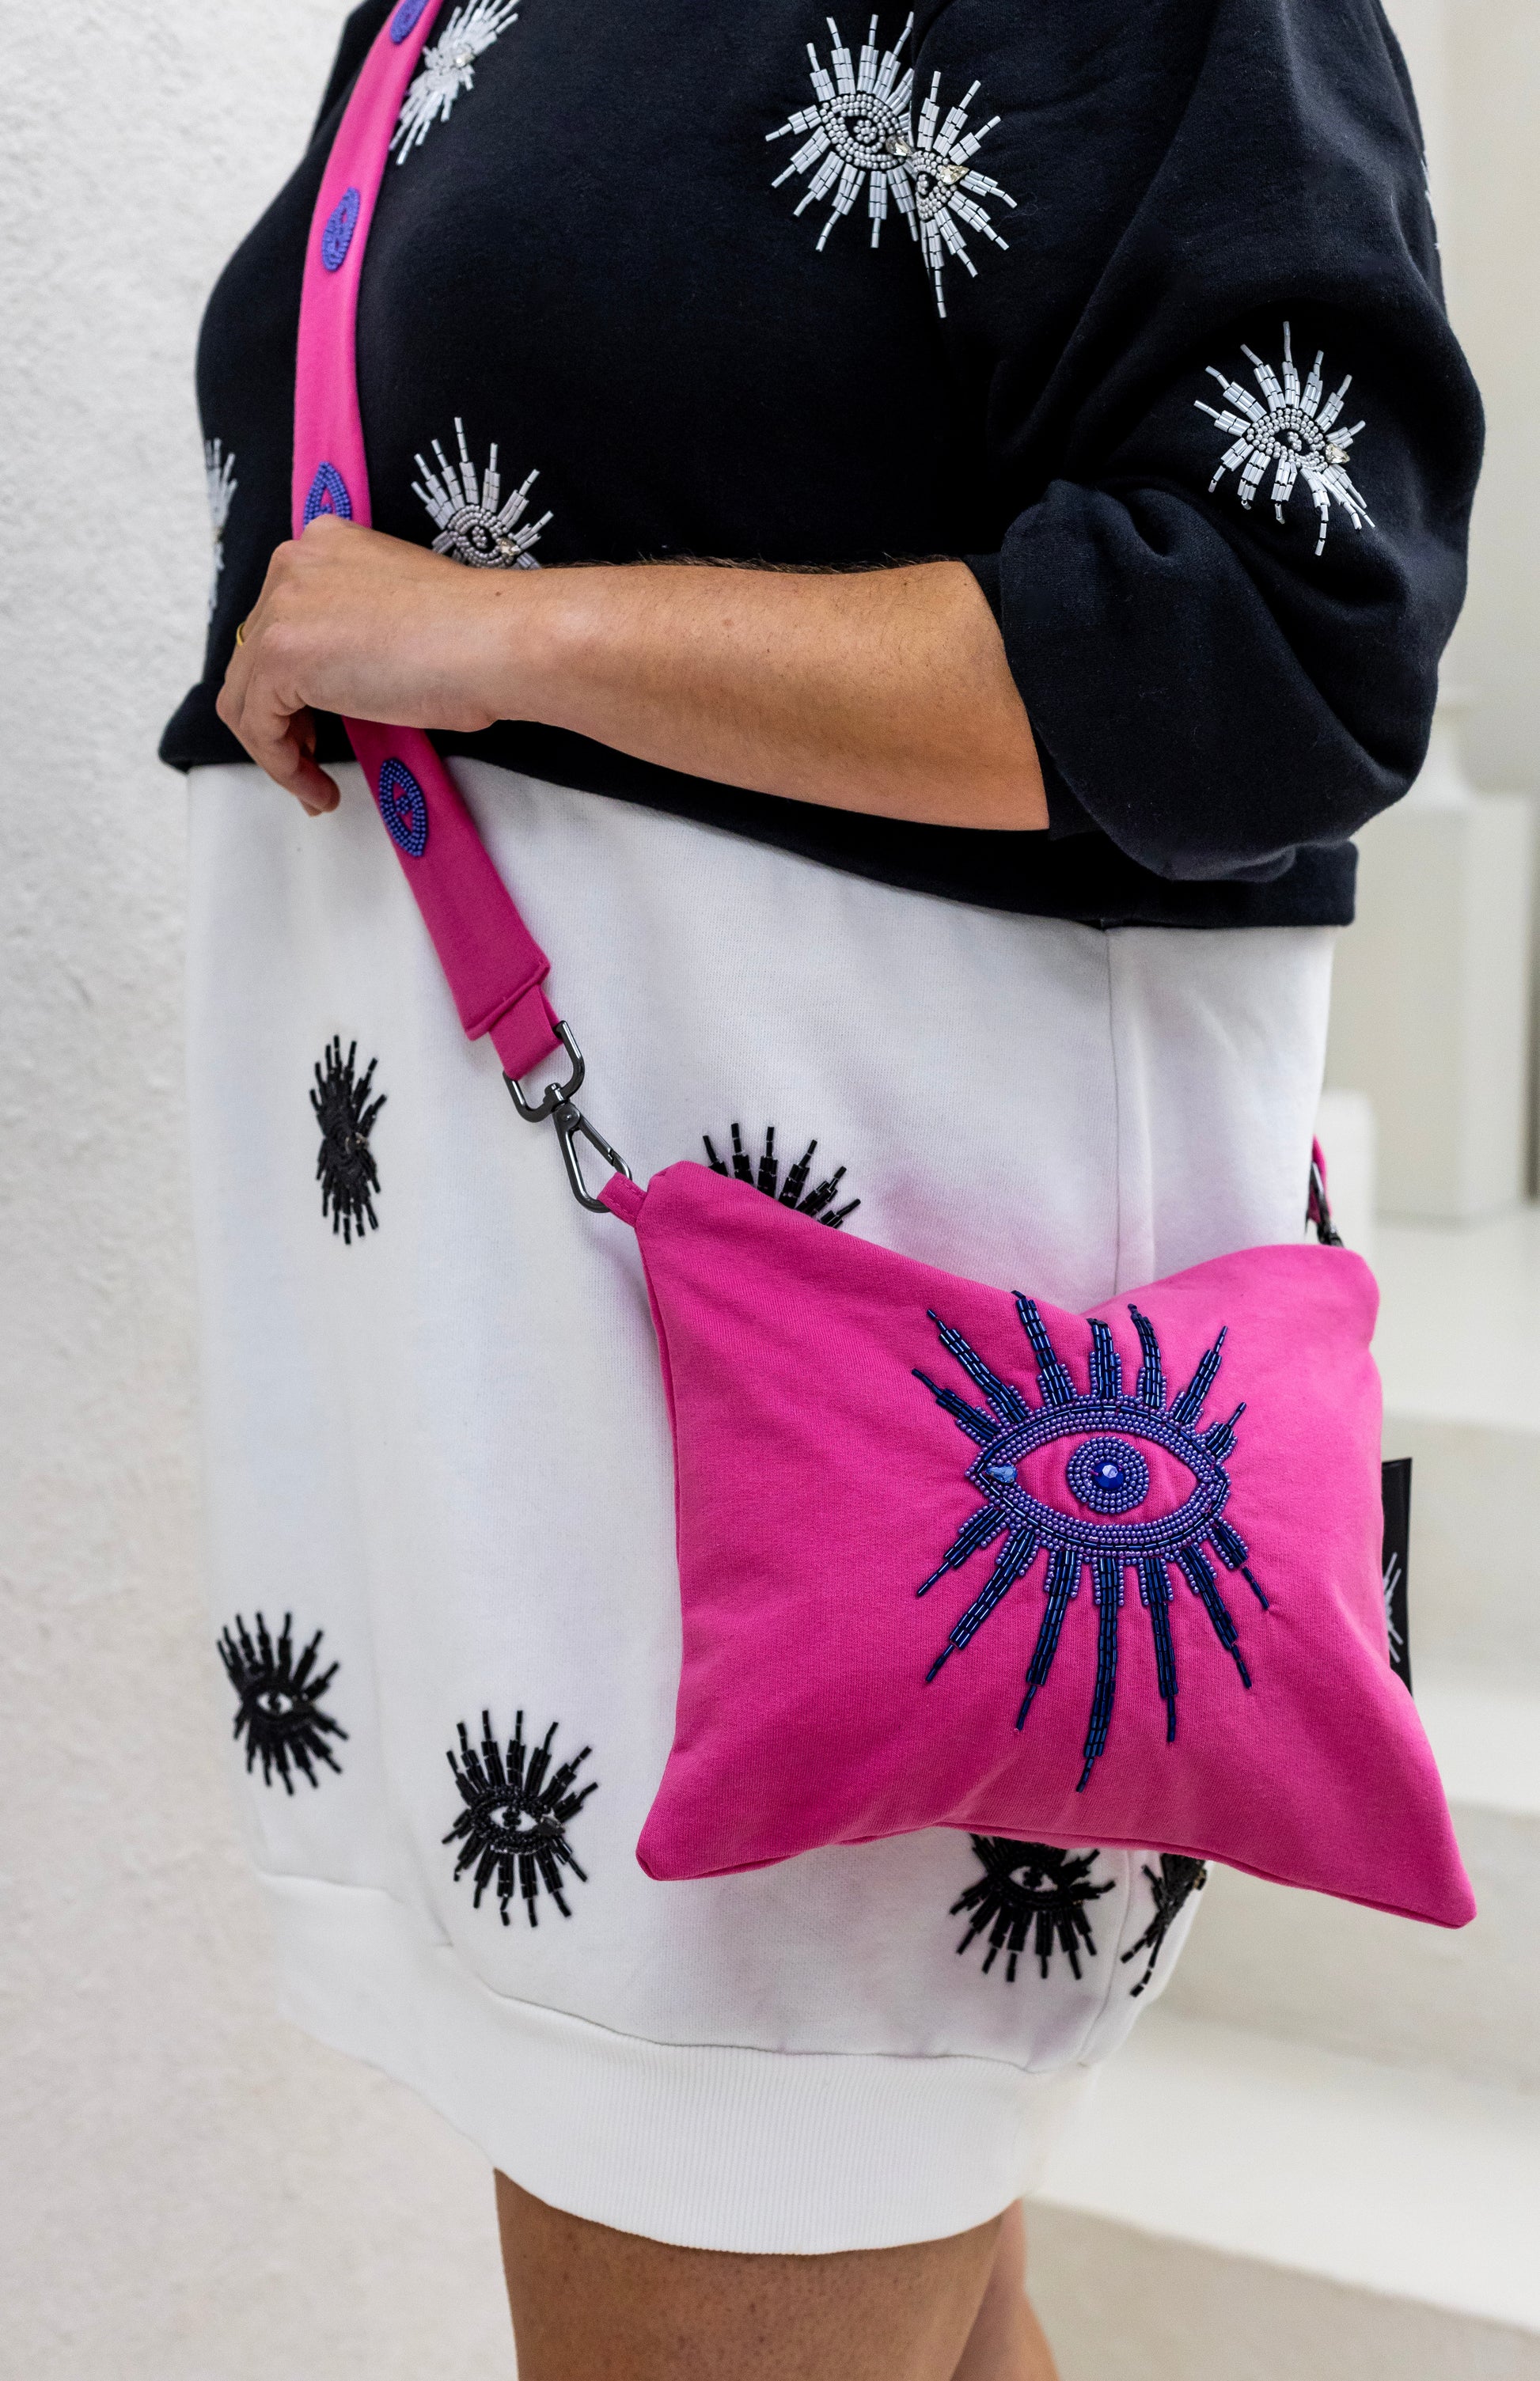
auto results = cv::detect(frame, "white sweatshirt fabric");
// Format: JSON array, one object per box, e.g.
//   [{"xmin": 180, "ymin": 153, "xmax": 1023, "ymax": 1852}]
[{"xmin": 187, "ymin": 756, "xmax": 1335, "ymax": 2252}]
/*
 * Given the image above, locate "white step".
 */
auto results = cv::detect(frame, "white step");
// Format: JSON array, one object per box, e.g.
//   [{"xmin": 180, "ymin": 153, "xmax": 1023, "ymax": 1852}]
[
  {"xmin": 1383, "ymin": 1412, "xmax": 1540, "ymax": 1671},
  {"xmin": 1376, "ymin": 1206, "xmax": 1540, "ymax": 1671},
  {"xmin": 1375, "ymin": 1207, "xmax": 1540, "ymax": 1436},
  {"xmin": 1323, "ymin": 716, "xmax": 1534, "ymax": 1222},
  {"xmin": 1161, "ymin": 1666, "xmax": 1540, "ymax": 2091},
  {"xmin": 1030, "ymin": 2011, "xmax": 1540, "ymax": 2381}
]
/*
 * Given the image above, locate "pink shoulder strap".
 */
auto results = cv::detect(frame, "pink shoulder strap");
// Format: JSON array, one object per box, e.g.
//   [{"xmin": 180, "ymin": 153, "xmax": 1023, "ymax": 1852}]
[{"xmin": 293, "ymin": 0, "xmax": 562, "ymax": 1083}]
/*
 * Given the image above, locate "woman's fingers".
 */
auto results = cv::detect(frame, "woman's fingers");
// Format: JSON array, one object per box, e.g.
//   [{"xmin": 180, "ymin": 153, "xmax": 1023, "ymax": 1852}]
[
  {"xmin": 215, "ymin": 518, "xmax": 514, "ymax": 813},
  {"xmin": 269, "ymin": 718, "xmax": 340, "ymax": 815},
  {"xmin": 217, "ymin": 545, "xmax": 342, "ymax": 813},
  {"xmin": 218, "ymin": 650, "xmax": 339, "ymax": 813},
  {"xmin": 217, "ymin": 679, "xmax": 339, "ymax": 813}
]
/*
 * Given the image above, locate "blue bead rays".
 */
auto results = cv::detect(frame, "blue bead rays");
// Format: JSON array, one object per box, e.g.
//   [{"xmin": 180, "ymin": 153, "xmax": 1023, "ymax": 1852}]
[
  {"xmin": 376, "ymin": 758, "xmax": 430, "ymax": 857},
  {"xmin": 915, "ymin": 1298, "xmax": 1268, "ymax": 1789}
]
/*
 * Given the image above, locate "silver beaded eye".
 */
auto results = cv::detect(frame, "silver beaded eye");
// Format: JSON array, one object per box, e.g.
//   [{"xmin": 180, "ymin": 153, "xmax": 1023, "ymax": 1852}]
[
  {"xmin": 411, "ymin": 419, "xmax": 552, "ymax": 571},
  {"xmin": 392, "ymin": 0, "xmax": 521, "ymax": 161},
  {"xmin": 768, "ymin": 18, "xmax": 1015, "ymax": 314},
  {"xmin": 1195, "ymin": 322, "xmax": 1372, "ymax": 558}
]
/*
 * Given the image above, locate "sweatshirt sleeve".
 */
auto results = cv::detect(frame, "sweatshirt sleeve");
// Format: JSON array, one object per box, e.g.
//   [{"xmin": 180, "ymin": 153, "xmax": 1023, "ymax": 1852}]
[{"xmin": 915, "ymin": 0, "xmax": 1482, "ymax": 881}]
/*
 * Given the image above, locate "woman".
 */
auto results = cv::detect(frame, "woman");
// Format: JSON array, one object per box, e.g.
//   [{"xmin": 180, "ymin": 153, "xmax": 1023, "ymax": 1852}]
[{"xmin": 163, "ymin": 0, "xmax": 1478, "ymax": 2372}]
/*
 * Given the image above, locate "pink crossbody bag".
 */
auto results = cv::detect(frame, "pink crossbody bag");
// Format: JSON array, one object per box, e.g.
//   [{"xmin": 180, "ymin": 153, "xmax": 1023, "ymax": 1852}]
[{"xmin": 290, "ymin": 2, "xmax": 1473, "ymax": 1928}]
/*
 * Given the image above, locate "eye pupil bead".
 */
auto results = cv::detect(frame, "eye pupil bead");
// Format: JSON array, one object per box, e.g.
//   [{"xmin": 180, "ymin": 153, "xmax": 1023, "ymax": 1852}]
[{"xmin": 1066, "ymin": 1436, "xmax": 1150, "ymax": 1516}]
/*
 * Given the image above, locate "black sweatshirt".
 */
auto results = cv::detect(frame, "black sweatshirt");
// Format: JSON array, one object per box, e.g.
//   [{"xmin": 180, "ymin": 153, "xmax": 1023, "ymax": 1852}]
[{"xmin": 162, "ymin": 0, "xmax": 1481, "ymax": 927}]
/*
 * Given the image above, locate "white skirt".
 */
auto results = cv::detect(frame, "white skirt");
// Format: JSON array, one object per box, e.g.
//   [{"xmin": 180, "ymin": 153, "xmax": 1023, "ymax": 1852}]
[{"xmin": 187, "ymin": 757, "xmax": 1335, "ymax": 2253}]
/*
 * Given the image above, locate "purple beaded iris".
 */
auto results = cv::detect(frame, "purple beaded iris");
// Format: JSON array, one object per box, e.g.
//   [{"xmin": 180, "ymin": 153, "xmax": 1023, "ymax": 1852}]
[{"xmin": 389, "ymin": 0, "xmax": 432, "ymax": 39}]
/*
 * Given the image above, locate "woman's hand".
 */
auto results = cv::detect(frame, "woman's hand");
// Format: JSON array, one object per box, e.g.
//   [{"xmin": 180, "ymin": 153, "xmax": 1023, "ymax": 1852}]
[
  {"xmin": 217, "ymin": 518, "xmax": 531, "ymax": 813},
  {"xmin": 218, "ymin": 519, "xmax": 1049, "ymax": 832}
]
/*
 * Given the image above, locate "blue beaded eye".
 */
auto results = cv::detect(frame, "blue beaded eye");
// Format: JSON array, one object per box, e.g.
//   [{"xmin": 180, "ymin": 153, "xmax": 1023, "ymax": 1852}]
[
  {"xmin": 376, "ymin": 757, "xmax": 429, "ymax": 857},
  {"xmin": 303, "ymin": 461, "xmax": 353, "ymax": 525},
  {"xmin": 389, "ymin": 0, "xmax": 432, "ymax": 38},
  {"xmin": 916, "ymin": 1299, "xmax": 1266, "ymax": 1790},
  {"xmin": 321, "ymin": 186, "xmax": 361, "ymax": 272}
]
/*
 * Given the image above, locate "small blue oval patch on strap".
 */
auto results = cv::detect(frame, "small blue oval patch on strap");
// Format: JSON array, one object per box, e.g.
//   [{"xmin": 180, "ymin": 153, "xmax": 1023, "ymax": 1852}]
[
  {"xmin": 321, "ymin": 186, "xmax": 361, "ymax": 272},
  {"xmin": 377, "ymin": 758, "xmax": 430, "ymax": 858},
  {"xmin": 389, "ymin": 0, "xmax": 431, "ymax": 39},
  {"xmin": 303, "ymin": 462, "xmax": 353, "ymax": 525}
]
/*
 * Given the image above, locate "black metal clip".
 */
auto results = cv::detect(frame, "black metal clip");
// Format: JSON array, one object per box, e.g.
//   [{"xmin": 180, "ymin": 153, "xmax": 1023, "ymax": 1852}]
[{"xmin": 504, "ymin": 1021, "xmax": 632, "ymax": 1213}]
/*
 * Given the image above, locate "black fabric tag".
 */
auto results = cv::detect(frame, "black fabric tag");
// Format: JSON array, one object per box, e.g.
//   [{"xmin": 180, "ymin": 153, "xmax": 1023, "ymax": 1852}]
[{"xmin": 1381, "ymin": 1457, "xmax": 1413, "ymax": 1693}]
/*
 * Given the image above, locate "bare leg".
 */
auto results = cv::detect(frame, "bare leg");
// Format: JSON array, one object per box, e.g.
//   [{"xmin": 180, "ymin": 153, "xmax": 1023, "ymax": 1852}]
[
  {"xmin": 496, "ymin": 2171, "xmax": 1017, "ymax": 2381},
  {"xmin": 950, "ymin": 2203, "xmax": 1061, "ymax": 2381}
]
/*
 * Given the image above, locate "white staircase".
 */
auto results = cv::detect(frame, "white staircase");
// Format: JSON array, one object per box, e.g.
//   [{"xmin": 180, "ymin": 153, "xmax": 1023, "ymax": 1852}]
[{"xmin": 1030, "ymin": 1208, "xmax": 1540, "ymax": 2380}]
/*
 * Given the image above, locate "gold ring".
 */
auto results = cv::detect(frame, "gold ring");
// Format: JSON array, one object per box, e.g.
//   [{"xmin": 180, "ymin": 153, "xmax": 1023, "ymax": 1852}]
[{"xmin": 235, "ymin": 617, "xmax": 248, "ymax": 646}]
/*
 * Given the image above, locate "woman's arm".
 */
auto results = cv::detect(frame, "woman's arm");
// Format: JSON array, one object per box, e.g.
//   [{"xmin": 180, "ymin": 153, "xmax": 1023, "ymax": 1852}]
[{"xmin": 215, "ymin": 518, "xmax": 1049, "ymax": 831}]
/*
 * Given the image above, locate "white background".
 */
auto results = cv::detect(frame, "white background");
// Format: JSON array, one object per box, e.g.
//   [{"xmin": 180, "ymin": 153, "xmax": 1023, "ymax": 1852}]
[
  {"xmin": 0, "ymin": 1, "xmax": 1534, "ymax": 2372},
  {"xmin": 1, "ymin": 5, "xmax": 511, "ymax": 2372}
]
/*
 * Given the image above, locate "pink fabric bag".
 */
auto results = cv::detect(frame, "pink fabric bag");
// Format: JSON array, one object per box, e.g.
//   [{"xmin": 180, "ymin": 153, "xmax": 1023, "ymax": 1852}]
[{"xmin": 290, "ymin": 3, "xmax": 1474, "ymax": 1930}]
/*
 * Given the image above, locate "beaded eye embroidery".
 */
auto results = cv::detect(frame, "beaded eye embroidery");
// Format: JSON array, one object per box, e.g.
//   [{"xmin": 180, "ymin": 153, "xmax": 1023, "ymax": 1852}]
[
  {"xmin": 1195, "ymin": 322, "xmax": 1371, "ymax": 559},
  {"xmin": 311, "ymin": 1036, "xmax": 386, "ymax": 1242},
  {"xmin": 392, "ymin": 0, "xmax": 520, "ymax": 161},
  {"xmin": 951, "ymin": 1838, "xmax": 1113, "ymax": 1983},
  {"xmin": 204, "ymin": 438, "xmax": 237, "ymax": 623},
  {"xmin": 916, "ymin": 1299, "xmax": 1265, "ymax": 1786},
  {"xmin": 703, "ymin": 1122, "xmax": 859, "ymax": 1227},
  {"xmin": 767, "ymin": 14, "xmax": 1015, "ymax": 316},
  {"xmin": 412, "ymin": 419, "xmax": 551, "ymax": 569},
  {"xmin": 444, "ymin": 1710, "xmax": 597, "ymax": 1926},
  {"xmin": 218, "ymin": 1612, "xmax": 347, "ymax": 1792},
  {"xmin": 1121, "ymin": 1854, "xmax": 1208, "ymax": 1997}
]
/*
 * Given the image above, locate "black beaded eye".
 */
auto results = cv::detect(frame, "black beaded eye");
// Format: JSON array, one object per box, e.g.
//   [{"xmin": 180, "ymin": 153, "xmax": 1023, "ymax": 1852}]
[
  {"xmin": 703, "ymin": 1122, "xmax": 859, "ymax": 1227},
  {"xmin": 444, "ymin": 1710, "xmax": 597, "ymax": 1926},
  {"xmin": 310, "ymin": 1037, "xmax": 385, "ymax": 1243},
  {"xmin": 1121, "ymin": 1854, "xmax": 1208, "ymax": 1996},
  {"xmin": 951, "ymin": 1838, "xmax": 1113, "ymax": 1983},
  {"xmin": 218, "ymin": 1612, "xmax": 347, "ymax": 1793}
]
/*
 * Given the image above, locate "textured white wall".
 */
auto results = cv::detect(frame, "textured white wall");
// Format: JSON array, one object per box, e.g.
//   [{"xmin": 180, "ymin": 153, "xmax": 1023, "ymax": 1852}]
[
  {"xmin": 0, "ymin": 2, "xmax": 1534, "ymax": 2375},
  {"xmin": 0, "ymin": 5, "xmax": 513, "ymax": 2374},
  {"xmin": 1439, "ymin": 0, "xmax": 1540, "ymax": 798},
  {"xmin": 1379, "ymin": 0, "xmax": 1540, "ymax": 798}
]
